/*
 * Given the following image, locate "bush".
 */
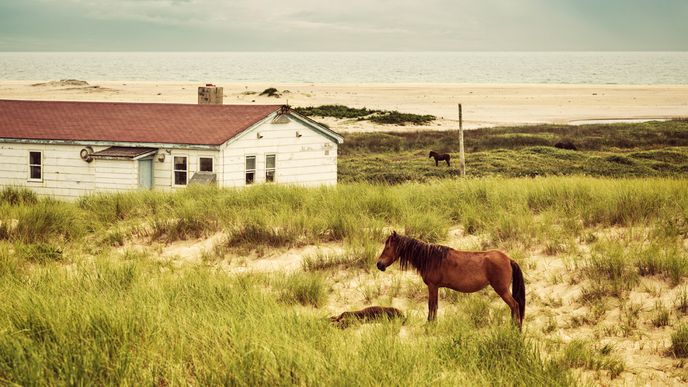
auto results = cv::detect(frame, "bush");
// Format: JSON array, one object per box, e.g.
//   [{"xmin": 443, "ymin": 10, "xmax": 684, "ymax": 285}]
[
  {"xmin": 295, "ymin": 105, "xmax": 378, "ymax": 119},
  {"xmin": 259, "ymin": 87, "xmax": 281, "ymax": 97},
  {"xmin": 368, "ymin": 111, "xmax": 435, "ymax": 126}
]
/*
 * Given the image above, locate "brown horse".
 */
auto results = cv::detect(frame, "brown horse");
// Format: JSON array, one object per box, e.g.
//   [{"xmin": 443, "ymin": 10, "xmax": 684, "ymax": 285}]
[
  {"xmin": 429, "ymin": 151, "xmax": 451, "ymax": 167},
  {"xmin": 376, "ymin": 231, "xmax": 525, "ymax": 328}
]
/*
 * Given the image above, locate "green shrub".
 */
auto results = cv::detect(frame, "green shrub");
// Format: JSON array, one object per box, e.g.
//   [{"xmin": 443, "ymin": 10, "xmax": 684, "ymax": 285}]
[
  {"xmin": 294, "ymin": 105, "xmax": 378, "ymax": 119},
  {"xmin": 259, "ymin": 87, "xmax": 280, "ymax": 97},
  {"xmin": 368, "ymin": 111, "xmax": 435, "ymax": 126}
]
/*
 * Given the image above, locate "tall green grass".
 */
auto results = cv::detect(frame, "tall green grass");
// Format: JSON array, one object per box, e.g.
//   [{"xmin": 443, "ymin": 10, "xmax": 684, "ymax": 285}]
[
  {"xmin": 2, "ymin": 178, "xmax": 687, "ymax": 253},
  {"xmin": 0, "ymin": 256, "xmax": 575, "ymax": 385}
]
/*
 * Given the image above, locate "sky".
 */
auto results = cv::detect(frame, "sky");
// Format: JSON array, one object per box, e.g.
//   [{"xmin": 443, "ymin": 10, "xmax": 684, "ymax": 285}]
[{"xmin": 0, "ymin": 0, "xmax": 686, "ymax": 51}]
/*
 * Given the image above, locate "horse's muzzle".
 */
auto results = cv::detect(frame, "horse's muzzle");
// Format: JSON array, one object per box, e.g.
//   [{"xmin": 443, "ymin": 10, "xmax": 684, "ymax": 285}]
[{"xmin": 376, "ymin": 261, "xmax": 386, "ymax": 271}]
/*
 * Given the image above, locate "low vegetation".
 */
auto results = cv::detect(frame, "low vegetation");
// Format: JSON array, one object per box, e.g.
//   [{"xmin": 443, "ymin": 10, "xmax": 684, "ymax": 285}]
[
  {"xmin": 338, "ymin": 120, "xmax": 688, "ymax": 183},
  {"xmin": 295, "ymin": 104, "xmax": 436, "ymax": 126},
  {"xmin": 259, "ymin": 87, "xmax": 281, "ymax": 97},
  {"xmin": 1, "ymin": 119, "xmax": 688, "ymax": 384},
  {"xmin": 559, "ymin": 340, "xmax": 624, "ymax": 378}
]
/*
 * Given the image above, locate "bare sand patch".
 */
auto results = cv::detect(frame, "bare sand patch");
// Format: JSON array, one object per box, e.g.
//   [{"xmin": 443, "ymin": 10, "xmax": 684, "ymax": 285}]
[{"xmin": 3, "ymin": 81, "xmax": 687, "ymax": 132}]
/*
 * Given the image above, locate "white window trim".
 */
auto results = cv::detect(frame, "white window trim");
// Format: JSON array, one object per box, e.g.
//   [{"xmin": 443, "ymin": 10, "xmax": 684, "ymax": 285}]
[
  {"xmin": 199, "ymin": 156, "xmax": 214, "ymax": 173},
  {"xmin": 173, "ymin": 155, "xmax": 189, "ymax": 186},
  {"xmin": 245, "ymin": 154, "xmax": 256, "ymax": 185},
  {"xmin": 265, "ymin": 153, "xmax": 276, "ymax": 183},
  {"xmin": 27, "ymin": 150, "xmax": 43, "ymax": 182}
]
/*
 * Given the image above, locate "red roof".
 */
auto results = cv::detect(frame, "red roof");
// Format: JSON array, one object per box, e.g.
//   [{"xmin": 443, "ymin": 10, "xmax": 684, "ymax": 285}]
[{"xmin": 0, "ymin": 100, "xmax": 281, "ymax": 146}]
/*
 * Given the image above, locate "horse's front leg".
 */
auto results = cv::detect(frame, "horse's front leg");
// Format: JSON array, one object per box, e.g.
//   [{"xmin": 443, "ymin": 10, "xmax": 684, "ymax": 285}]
[
  {"xmin": 427, "ymin": 284, "xmax": 439, "ymax": 321},
  {"xmin": 435, "ymin": 159, "xmax": 439, "ymax": 167}
]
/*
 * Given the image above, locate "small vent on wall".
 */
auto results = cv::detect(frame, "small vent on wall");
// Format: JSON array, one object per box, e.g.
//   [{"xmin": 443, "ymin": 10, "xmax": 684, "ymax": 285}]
[{"xmin": 80, "ymin": 146, "xmax": 94, "ymax": 163}]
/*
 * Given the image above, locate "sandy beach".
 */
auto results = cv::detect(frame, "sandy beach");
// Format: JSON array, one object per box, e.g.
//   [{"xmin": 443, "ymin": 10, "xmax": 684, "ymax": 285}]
[{"xmin": 1, "ymin": 80, "xmax": 687, "ymax": 132}]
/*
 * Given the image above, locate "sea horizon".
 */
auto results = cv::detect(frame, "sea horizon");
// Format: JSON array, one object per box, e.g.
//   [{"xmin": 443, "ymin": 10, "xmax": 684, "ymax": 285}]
[{"xmin": 1, "ymin": 51, "xmax": 687, "ymax": 85}]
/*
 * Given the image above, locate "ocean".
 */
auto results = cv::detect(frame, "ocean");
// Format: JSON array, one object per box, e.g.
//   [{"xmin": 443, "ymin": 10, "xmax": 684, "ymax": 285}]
[{"xmin": 0, "ymin": 51, "xmax": 687, "ymax": 84}]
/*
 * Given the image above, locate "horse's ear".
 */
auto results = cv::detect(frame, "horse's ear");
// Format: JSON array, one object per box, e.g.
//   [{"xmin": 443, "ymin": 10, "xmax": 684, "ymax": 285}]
[{"xmin": 392, "ymin": 230, "xmax": 397, "ymax": 237}]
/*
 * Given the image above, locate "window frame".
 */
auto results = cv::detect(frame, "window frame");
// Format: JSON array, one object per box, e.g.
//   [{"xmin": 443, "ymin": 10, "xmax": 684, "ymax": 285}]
[
  {"xmin": 265, "ymin": 153, "xmax": 276, "ymax": 183},
  {"xmin": 173, "ymin": 155, "xmax": 188, "ymax": 186},
  {"xmin": 199, "ymin": 156, "xmax": 214, "ymax": 173},
  {"xmin": 245, "ymin": 155, "xmax": 256, "ymax": 185},
  {"xmin": 28, "ymin": 150, "xmax": 43, "ymax": 182}
]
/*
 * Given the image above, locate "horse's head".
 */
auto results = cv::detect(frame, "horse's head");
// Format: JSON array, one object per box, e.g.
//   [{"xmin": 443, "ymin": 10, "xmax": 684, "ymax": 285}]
[
  {"xmin": 428, "ymin": 151, "xmax": 435, "ymax": 158},
  {"xmin": 377, "ymin": 231, "xmax": 400, "ymax": 271}
]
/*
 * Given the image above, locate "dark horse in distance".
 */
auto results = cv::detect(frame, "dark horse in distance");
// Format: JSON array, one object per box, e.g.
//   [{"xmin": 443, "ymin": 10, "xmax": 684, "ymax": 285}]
[
  {"xmin": 376, "ymin": 231, "xmax": 525, "ymax": 329},
  {"xmin": 429, "ymin": 151, "xmax": 451, "ymax": 167}
]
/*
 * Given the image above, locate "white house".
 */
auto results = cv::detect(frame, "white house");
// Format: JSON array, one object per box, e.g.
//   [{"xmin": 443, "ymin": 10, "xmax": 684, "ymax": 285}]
[{"xmin": 0, "ymin": 99, "xmax": 343, "ymax": 200}]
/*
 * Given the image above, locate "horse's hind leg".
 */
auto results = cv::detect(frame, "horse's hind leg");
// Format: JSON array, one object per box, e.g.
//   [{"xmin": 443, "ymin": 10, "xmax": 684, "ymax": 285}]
[{"xmin": 495, "ymin": 287, "xmax": 522, "ymax": 330}]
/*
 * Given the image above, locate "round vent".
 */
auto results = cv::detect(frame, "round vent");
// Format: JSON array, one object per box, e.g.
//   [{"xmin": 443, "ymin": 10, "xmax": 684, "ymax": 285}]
[{"xmin": 80, "ymin": 146, "xmax": 94, "ymax": 162}]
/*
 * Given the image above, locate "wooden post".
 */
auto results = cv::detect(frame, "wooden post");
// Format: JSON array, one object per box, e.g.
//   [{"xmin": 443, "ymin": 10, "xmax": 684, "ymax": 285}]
[{"xmin": 459, "ymin": 104, "xmax": 466, "ymax": 176}]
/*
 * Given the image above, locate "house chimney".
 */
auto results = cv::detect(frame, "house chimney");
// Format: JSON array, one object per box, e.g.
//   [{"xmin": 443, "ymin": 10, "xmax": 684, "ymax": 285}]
[{"xmin": 198, "ymin": 84, "xmax": 223, "ymax": 105}]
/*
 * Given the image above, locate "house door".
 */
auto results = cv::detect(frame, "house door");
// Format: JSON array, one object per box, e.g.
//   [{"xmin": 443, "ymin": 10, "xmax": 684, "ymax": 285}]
[{"xmin": 138, "ymin": 159, "xmax": 153, "ymax": 189}]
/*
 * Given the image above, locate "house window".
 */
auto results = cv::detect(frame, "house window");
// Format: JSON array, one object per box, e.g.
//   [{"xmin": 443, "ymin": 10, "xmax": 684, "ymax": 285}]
[
  {"xmin": 199, "ymin": 157, "xmax": 214, "ymax": 172},
  {"xmin": 265, "ymin": 154, "xmax": 276, "ymax": 182},
  {"xmin": 28, "ymin": 151, "xmax": 42, "ymax": 181},
  {"xmin": 245, "ymin": 156, "xmax": 256, "ymax": 185},
  {"xmin": 174, "ymin": 156, "xmax": 188, "ymax": 185}
]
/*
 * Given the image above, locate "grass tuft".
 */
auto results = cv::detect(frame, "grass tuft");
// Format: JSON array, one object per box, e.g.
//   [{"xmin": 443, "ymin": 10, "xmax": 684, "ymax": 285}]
[
  {"xmin": 559, "ymin": 340, "xmax": 624, "ymax": 378},
  {"xmin": 672, "ymin": 324, "xmax": 688, "ymax": 357},
  {"xmin": 278, "ymin": 272, "xmax": 328, "ymax": 307}
]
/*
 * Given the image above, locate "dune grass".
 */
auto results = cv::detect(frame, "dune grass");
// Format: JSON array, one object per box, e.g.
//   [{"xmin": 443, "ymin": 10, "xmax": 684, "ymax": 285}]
[
  {"xmin": 338, "ymin": 120, "xmax": 688, "ymax": 183},
  {"xmin": 0, "ymin": 176, "xmax": 687, "ymax": 384},
  {"xmin": 1, "ymin": 177, "xmax": 686, "ymax": 252},
  {"xmin": 0, "ymin": 252, "xmax": 575, "ymax": 386}
]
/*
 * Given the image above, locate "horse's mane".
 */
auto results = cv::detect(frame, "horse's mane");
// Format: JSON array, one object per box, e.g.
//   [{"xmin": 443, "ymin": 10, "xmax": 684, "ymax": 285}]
[{"xmin": 393, "ymin": 234, "xmax": 449, "ymax": 275}]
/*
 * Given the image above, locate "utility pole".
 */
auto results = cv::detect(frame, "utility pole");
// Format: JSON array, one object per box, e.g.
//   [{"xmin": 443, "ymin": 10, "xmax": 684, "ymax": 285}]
[{"xmin": 459, "ymin": 104, "xmax": 466, "ymax": 177}]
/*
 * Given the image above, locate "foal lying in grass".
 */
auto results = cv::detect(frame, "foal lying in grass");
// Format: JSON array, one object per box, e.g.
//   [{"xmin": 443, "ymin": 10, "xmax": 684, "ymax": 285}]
[{"xmin": 330, "ymin": 306, "xmax": 405, "ymax": 328}]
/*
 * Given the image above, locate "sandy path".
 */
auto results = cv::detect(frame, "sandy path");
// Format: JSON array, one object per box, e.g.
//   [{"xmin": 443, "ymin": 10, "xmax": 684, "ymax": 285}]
[{"xmin": 1, "ymin": 80, "xmax": 687, "ymax": 131}]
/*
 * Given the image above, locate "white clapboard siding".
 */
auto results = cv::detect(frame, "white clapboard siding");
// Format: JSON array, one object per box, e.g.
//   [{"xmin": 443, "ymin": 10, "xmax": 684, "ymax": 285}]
[
  {"xmin": 95, "ymin": 159, "xmax": 138, "ymax": 193},
  {"xmin": 0, "ymin": 143, "xmax": 99, "ymax": 199},
  {"xmin": 0, "ymin": 112, "xmax": 339, "ymax": 199},
  {"xmin": 220, "ymin": 116, "xmax": 338, "ymax": 187},
  {"xmin": 152, "ymin": 149, "xmax": 221, "ymax": 190}
]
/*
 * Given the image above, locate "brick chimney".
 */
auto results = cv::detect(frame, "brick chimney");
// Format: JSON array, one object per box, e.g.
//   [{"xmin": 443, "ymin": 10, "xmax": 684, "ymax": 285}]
[{"xmin": 198, "ymin": 84, "xmax": 223, "ymax": 105}]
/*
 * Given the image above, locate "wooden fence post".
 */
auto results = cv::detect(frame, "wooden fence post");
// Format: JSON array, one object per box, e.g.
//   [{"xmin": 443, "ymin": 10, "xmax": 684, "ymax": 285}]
[{"xmin": 459, "ymin": 104, "xmax": 466, "ymax": 177}]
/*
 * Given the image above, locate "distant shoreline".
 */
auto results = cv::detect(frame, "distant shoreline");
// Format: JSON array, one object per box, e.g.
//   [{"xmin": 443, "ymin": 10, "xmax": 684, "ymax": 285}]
[
  {"xmin": 1, "ymin": 51, "xmax": 687, "ymax": 85},
  {"xmin": 1, "ymin": 80, "xmax": 686, "ymax": 131}
]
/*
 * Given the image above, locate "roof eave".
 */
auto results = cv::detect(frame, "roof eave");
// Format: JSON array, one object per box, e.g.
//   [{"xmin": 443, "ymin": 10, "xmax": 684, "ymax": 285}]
[
  {"xmin": 0, "ymin": 138, "xmax": 221, "ymax": 150},
  {"xmin": 287, "ymin": 111, "xmax": 344, "ymax": 144}
]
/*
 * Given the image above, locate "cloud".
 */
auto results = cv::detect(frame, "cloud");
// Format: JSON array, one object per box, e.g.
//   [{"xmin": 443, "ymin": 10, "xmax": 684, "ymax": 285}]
[{"xmin": 1, "ymin": 0, "xmax": 686, "ymax": 50}]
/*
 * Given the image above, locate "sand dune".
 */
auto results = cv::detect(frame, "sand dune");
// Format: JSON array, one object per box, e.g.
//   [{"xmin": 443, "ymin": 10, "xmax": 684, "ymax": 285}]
[{"xmin": 1, "ymin": 80, "xmax": 686, "ymax": 132}]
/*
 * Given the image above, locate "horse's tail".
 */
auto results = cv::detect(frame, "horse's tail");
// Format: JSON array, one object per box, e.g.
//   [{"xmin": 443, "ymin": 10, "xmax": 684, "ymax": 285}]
[{"xmin": 510, "ymin": 260, "xmax": 526, "ymax": 322}]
